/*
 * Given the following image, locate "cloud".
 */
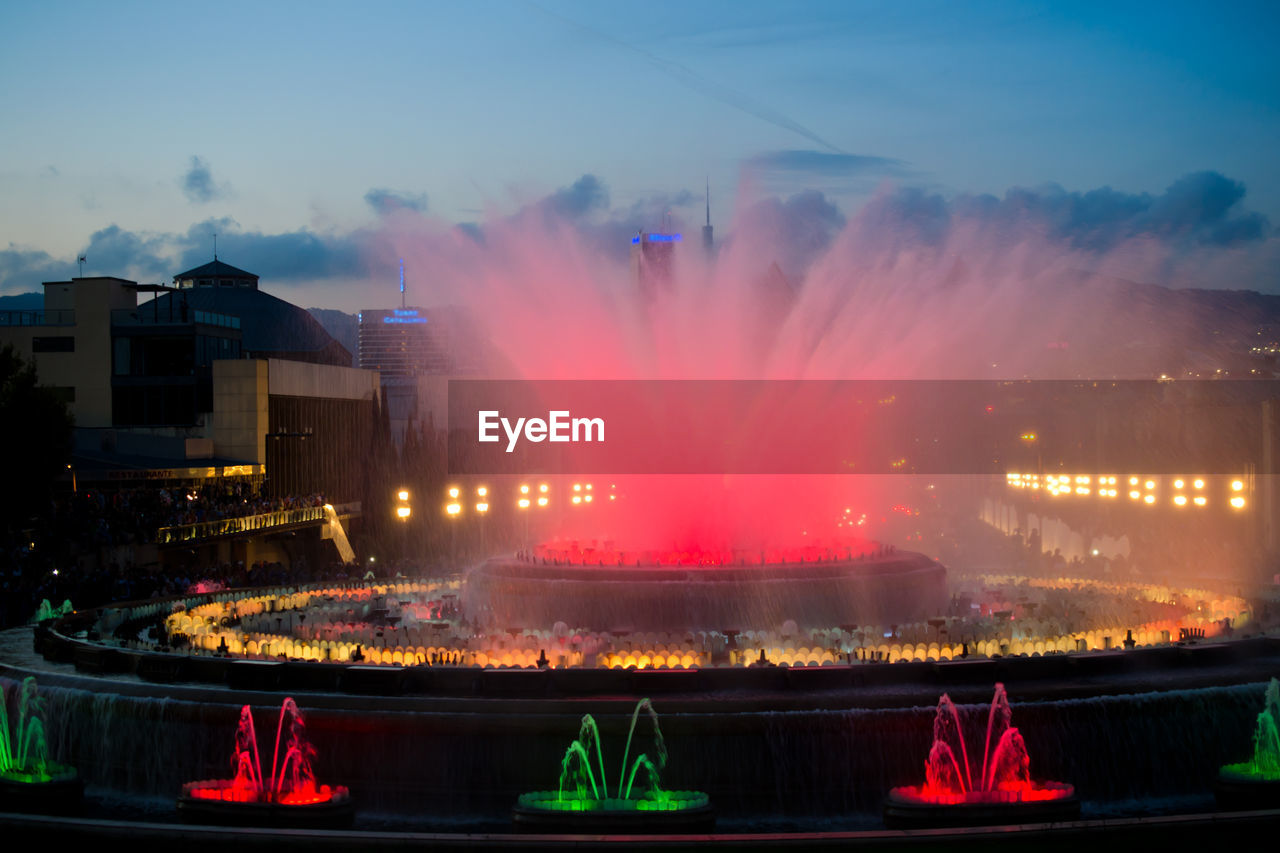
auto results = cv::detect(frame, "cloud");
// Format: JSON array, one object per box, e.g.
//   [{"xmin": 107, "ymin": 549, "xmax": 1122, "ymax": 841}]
[
  {"xmin": 746, "ymin": 150, "xmax": 907, "ymax": 179},
  {"xmin": 542, "ymin": 174, "xmax": 609, "ymax": 220},
  {"xmin": 364, "ymin": 188, "xmax": 428, "ymax": 216},
  {"xmin": 734, "ymin": 189, "xmax": 847, "ymax": 275},
  {"xmin": 80, "ymin": 225, "xmax": 172, "ymax": 278},
  {"xmin": 0, "ymin": 245, "xmax": 72, "ymax": 293},
  {"xmin": 853, "ymin": 171, "xmax": 1271, "ymax": 254},
  {"xmin": 181, "ymin": 156, "xmax": 231, "ymax": 203},
  {"xmin": 174, "ymin": 219, "xmax": 369, "ymax": 282}
]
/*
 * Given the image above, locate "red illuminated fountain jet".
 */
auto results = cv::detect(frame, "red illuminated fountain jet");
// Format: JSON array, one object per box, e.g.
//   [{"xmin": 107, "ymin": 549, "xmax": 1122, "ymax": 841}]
[
  {"xmin": 178, "ymin": 698, "xmax": 352, "ymax": 827},
  {"xmin": 884, "ymin": 683, "xmax": 1078, "ymax": 828}
]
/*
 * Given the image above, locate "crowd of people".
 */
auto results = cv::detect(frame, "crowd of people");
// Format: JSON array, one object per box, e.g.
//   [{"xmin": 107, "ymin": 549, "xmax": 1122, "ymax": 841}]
[
  {"xmin": 49, "ymin": 484, "xmax": 327, "ymax": 549},
  {"xmin": 1, "ymin": 482, "xmax": 334, "ymax": 629}
]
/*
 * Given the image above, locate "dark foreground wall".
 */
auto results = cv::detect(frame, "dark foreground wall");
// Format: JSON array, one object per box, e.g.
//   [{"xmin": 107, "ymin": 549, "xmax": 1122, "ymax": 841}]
[{"xmin": 7, "ymin": 672, "xmax": 1266, "ymax": 821}]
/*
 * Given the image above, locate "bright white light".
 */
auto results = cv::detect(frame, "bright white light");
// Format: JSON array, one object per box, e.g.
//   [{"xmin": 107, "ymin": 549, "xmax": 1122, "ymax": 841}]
[
  {"xmin": 446, "ymin": 503, "xmax": 461, "ymax": 515},
  {"xmin": 448, "ymin": 487, "xmax": 459, "ymax": 499},
  {"xmin": 1173, "ymin": 495, "xmax": 1187, "ymax": 506},
  {"xmin": 396, "ymin": 506, "xmax": 411, "ymax": 519},
  {"xmin": 397, "ymin": 489, "xmax": 409, "ymax": 501},
  {"xmin": 1231, "ymin": 496, "xmax": 1246, "ymax": 509},
  {"xmin": 1231, "ymin": 480, "xmax": 1245, "ymax": 492}
]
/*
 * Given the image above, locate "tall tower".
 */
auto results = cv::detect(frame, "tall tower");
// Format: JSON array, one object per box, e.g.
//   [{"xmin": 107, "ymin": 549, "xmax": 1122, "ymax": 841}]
[{"xmin": 702, "ymin": 178, "xmax": 714, "ymax": 252}]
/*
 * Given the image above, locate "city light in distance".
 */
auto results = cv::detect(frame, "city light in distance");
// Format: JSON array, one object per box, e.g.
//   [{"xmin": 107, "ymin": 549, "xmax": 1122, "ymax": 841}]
[
  {"xmin": 397, "ymin": 489, "xmax": 409, "ymax": 501},
  {"xmin": 448, "ymin": 487, "xmax": 459, "ymax": 499},
  {"xmin": 446, "ymin": 503, "xmax": 461, "ymax": 516},
  {"xmin": 396, "ymin": 506, "xmax": 411, "ymax": 519}
]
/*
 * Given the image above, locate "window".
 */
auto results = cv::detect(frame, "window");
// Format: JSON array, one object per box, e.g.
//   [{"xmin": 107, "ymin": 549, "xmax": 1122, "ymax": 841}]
[{"xmin": 32, "ymin": 336, "xmax": 74, "ymax": 353}]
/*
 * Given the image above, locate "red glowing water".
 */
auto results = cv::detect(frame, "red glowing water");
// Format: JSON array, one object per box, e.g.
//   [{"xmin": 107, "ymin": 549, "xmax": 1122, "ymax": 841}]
[
  {"xmin": 184, "ymin": 698, "xmax": 346, "ymax": 807},
  {"xmin": 897, "ymin": 684, "xmax": 1073, "ymax": 805},
  {"xmin": 526, "ymin": 538, "xmax": 879, "ymax": 567}
]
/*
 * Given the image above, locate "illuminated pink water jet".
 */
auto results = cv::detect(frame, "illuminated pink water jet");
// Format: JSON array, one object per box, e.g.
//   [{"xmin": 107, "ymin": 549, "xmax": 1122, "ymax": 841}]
[
  {"xmin": 179, "ymin": 698, "xmax": 352, "ymax": 826},
  {"xmin": 885, "ymin": 684, "xmax": 1077, "ymax": 828}
]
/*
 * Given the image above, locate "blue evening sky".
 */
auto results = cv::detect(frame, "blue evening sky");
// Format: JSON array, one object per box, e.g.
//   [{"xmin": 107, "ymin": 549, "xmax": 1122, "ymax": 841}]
[{"xmin": 1, "ymin": 0, "xmax": 1277, "ymax": 305}]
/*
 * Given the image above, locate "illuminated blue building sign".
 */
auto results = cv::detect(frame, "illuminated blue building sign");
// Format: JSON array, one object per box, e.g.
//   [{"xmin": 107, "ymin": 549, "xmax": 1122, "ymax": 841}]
[
  {"xmin": 383, "ymin": 308, "xmax": 427, "ymax": 324},
  {"xmin": 631, "ymin": 233, "xmax": 683, "ymax": 244}
]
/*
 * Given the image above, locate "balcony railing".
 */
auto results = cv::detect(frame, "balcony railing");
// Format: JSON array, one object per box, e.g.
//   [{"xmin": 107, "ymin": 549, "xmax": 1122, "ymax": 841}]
[
  {"xmin": 0, "ymin": 309, "xmax": 75, "ymax": 326},
  {"xmin": 156, "ymin": 506, "xmax": 326, "ymax": 544},
  {"xmin": 112, "ymin": 307, "xmax": 240, "ymax": 329}
]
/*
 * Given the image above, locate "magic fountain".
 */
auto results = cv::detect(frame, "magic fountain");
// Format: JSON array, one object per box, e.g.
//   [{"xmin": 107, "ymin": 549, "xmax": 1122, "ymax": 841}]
[
  {"xmin": 178, "ymin": 697, "xmax": 352, "ymax": 827},
  {"xmin": 514, "ymin": 698, "xmax": 712, "ymax": 832},
  {"xmin": 884, "ymin": 683, "xmax": 1077, "ymax": 828}
]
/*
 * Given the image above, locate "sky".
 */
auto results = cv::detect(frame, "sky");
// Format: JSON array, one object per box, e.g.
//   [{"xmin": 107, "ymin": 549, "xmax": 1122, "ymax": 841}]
[{"xmin": 1, "ymin": 0, "xmax": 1278, "ymax": 310}]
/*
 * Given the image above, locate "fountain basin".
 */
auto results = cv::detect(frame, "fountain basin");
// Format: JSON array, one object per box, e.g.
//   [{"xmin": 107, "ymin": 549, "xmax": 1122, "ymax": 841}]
[
  {"xmin": 1215, "ymin": 764, "xmax": 1280, "ymax": 811},
  {"xmin": 884, "ymin": 782, "xmax": 1078, "ymax": 828},
  {"xmin": 177, "ymin": 779, "xmax": 354, "ymax": 827},
  {"xmin": 0, "ymin": 762, "xmax": 82, "ymax": 815},
  {"xmin": 514, "ymin": 790, "xmax": 714, "ymax": 833}
]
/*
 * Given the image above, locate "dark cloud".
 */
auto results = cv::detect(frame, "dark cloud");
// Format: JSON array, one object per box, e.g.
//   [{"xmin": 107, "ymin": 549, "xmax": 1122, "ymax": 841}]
[
  {"xmin": 735, "ymin": 189, "xmax": 847, "ymax": 275},
  {"xmin": 0, "ymin": 246, "xmax": 72, "ymax": 293},
  {"xmin": 182, "ymin": 156, "xmax": 230, "ymax": 204},
  {"xmin": 542, "ymin": 174, "xmax": 610, "ymax": 220},
  {"xmin": 855, "ymin": 171, "xmax": 1270, "ymax": 253},
  {"xmin": 364, "ymin": 188, "xmax": 428, "ymax": 216},
  {"xmin": 80, "ymin": 225, "xmax": 171, "ymax": 279},
  {"xmin": 174, "ymin": 219, "xmax": 369, "ymax": 282},
  {"xmin": 746, "ymin": 149, "xmax": 907, "ymax": 179}
]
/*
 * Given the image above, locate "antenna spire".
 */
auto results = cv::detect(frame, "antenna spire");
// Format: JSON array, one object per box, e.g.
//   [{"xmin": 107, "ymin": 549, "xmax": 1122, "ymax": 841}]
[
  {"xmin": 706, "ymin": 176, "xmax": 710, "ymax": 227},
  {"xmin": 213, "ymin": 233, "xmax": 218, "ymax": 261}
]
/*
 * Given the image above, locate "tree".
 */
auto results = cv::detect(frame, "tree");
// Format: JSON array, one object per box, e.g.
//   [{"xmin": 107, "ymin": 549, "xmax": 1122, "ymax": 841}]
[{"xmin": 0, "ymin": 344, "xmax": 74, "ymax": 535}]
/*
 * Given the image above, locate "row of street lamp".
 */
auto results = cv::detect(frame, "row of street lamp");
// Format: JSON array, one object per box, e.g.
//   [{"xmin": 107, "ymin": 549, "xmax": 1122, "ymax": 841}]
[{"xmin": 393, "ymin": 482, "xmax": 615, "ymax": 520}]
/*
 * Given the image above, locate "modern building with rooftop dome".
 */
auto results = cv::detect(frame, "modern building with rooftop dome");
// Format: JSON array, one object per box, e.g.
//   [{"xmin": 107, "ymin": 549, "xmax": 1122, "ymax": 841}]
[{"xmin": 147, "ymin": 259, "xmax": 352, "ymax": 367}]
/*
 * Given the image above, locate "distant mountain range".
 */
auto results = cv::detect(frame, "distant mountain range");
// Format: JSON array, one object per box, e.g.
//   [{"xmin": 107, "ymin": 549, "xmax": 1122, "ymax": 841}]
[{"xmin": 0, "ymin": 293, "xmax": 43, "ymax": 310}]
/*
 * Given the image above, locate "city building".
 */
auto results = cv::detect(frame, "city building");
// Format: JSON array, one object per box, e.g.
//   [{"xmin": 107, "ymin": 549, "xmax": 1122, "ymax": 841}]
[
  {"xmin": 0, "ymin": 269, "xmax": 380, "ymax": 505},
  {"xmin": 631, "ymin": 231, "xmax": 681, "ymax": 300},
  {"xmin": 358, "ymin": 303, "xmax": 489, "ymax": 443}
]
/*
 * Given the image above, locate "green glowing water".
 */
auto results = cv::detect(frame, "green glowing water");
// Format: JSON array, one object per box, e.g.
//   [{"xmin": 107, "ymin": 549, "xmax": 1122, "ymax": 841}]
[
  {"xmin": 32, "ymin": 599, "xmax": 72, "ymax": 624},
  {"xmin": 1222, "ymin": 678, "xmax": 1280, "ymax": 781},
  {"xmin": 1, "ymin": 678, "xmax": 51, "ymax": 783},
  {"xmin": 553, "ymin": 698, "xmax": 672, "ymax": 808}
]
